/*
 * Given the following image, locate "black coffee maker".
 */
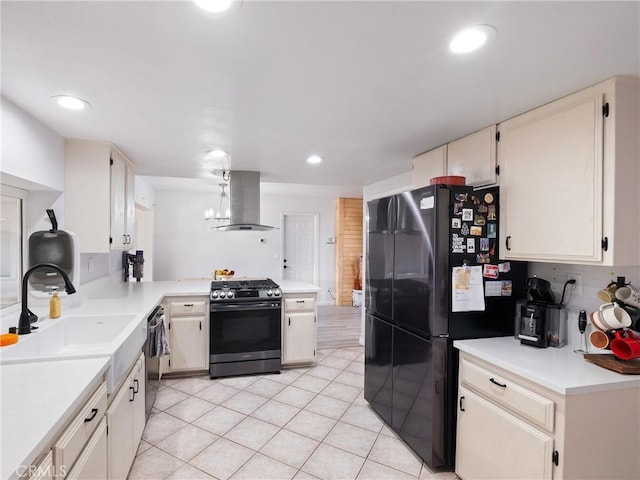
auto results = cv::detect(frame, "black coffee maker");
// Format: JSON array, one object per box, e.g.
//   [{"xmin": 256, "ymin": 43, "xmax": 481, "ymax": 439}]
[
  {"xmin": 516, "ymin": 276, "xmax": 567, "ymax": 348},
  {"xmin": 123, "ymin": 250, "xmax": 144, "ymax": 282}
]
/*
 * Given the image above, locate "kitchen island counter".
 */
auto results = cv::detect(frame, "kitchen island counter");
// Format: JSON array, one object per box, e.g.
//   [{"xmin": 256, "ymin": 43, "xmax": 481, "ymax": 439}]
[{"xmin": 454, "ymin": 336, "xmax": 640, "ymax": 395}]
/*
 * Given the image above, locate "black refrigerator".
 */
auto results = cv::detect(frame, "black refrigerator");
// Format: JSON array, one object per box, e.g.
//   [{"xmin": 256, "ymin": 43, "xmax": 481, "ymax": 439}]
[{"xmin": 364, "ymin": 184, "xmax": 527, "ymax": 470}]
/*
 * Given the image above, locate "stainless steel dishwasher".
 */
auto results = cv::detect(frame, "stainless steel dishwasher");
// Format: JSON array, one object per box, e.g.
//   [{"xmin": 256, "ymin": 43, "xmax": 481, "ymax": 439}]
[{"xmin": 144, "ymin": 305, "xmax": 164, "ymax": 418}]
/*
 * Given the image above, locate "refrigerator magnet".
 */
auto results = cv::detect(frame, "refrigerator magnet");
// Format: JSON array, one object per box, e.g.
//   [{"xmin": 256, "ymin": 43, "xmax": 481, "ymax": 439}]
[
  {"xmin": 474, "ymin": 215, "xmax": 486, "ymax": 226},
  {"xmin": 501, "ymin": 281, "xmax": 513, "ymax": 296},
  {"xmin": 470, "ymin": 226, "xmax": 482, "ymax": 236},
  {"xmin": 478, "ymin": 204, "xmax": 488, "ymax": 213},
  {"xmin": 452, "ymin": 234, "xmax": 465, "ymax": 253},
  {"xmin": 451, "ymin": 218, "xmax": 461, "ymax": 228},
  {"xmin": 480, "ymin": 238, "xmax": 489, "ymax": 251},
  {"xmin": 487, "ymin": 205, "xmax": 496, "ymax": 221},
  {"xmin": 455, "ymin": 193, "xmax": 468, "ymax": 202},
  {"xmin": 462, "ymin": 209, "xmax": 473, "ymax": 221},
  {"xmin": 485, "ymin": 281, "xmax": 502, "ymax": 297},
  {"xmin": 498, "ymin": 262, "xmax": 511, "ymax": 273},
  {"xmin": 484, "ymin": 192, "xmax": 494, "ymax": 204},
  {"xmin": 454, "ymin": 202, "xmax": 464, "ymax": 216},
  {"xmin": 476, "ymin": 252, "xmax": 491, "ymax": 264},
  {"xmin": 487, "ymin": 223, "xmax": 497, "ymax": 238},
  {"xmin": 461, "ymin": 223, "xmax": 470, "ymax": 235},
  {"xmin": 467, "ymin": 238, "xmax": 476, "ymax": 253},
  {"xmin": 483, "ymin": 264, "xmax": 499, "ymax": 279}
]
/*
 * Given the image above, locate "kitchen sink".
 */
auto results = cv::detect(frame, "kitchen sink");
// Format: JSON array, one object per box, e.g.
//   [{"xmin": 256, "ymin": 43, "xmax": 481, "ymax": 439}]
[{"xmin": 0, "ymin": 313, "xmax": 146, "ymax": 393}]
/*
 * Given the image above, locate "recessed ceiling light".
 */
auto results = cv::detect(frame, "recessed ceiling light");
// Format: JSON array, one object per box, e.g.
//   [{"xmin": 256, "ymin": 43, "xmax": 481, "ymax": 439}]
[
  {"xmin": 194, "ymin": 0, "xmax": 232, "ymax": 13},
  {"xmin": 207, "ymin": 149, "xmax": 228, "ymax": 159},
  {"xmin": 307, "ymin": 155, "xmax": 322, "ymax": 165},
  {"xmin": 449, "ymin": 25, "xmax": 497, "ymax": 54},
  {"xmin": 51, "ymin": 95, "xmax": 90, "ymax": 110}
]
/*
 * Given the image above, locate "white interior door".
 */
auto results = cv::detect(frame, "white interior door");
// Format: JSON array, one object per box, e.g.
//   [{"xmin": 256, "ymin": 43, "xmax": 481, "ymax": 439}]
[{"xmin": 282, "ymin": 213, "xmax": 318, "ymax": 284}]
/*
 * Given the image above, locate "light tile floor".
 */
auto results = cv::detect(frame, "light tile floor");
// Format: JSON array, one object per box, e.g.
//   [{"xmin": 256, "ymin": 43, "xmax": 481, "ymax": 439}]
[{"xmin": 129, "ymin": 347, "xmax": 459, "ymax": 480}]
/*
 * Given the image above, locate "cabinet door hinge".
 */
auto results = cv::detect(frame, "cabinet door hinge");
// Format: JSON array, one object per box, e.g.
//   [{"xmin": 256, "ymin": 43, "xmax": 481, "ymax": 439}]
[
  {"xmin": 495, "ymin": 165, "xmax": 500, "ymax": 175},
  {"xmin": 495, "ymin": 131, "xmax": 500, "ymax": 142},
  {"xmin": 602, "ymin": 102, "xmax": 609, "ymax": 117},
  {"xmin": 552, "ymin": 450, "xmax": 559, "ymax": 466},
  {"xmin": 110, "ymin": 157, "xmax": 114, "ymax": 166},
  {"xmin": 601, "ymin": 237, "xmax": 609, "ymax": 251}
]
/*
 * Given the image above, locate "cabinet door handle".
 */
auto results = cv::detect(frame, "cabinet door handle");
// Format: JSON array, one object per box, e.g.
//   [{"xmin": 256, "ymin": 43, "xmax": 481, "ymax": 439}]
[
  {"xmin": 505, "ymin": 236, "xmax": 512, "ymax": 251},
  {"xmin": 296, "ymin": 300, "xmax": 305, "ymax": 303},
  {"xmin": 288, "ymin": 317, "xmax": 291, "ymax": 326},
  {"xmin": 123, "ymin": 234, "xmax": 128, "ymax": 245},
  {"xmin": 133, "ymin": 379, "xmax": 139, "ymax": 394},
  {"xmin": 129, "ymin": 386, "xmax": 136, "ymax": 402},
  {"xmin": 84, "ymin": 408, "xmax": 99, "ymax": 423},
  {"xmin": 184, "ymin": 304, "xmax": 194, "ymax": 307},
  {"xmin": 490, "ymin": 377, "xmax": 507, "ymax": 388},
  {"xmin": 459, "ymin": 396, "xmax": 465, "ymax": 412},
  {"xmin": 199, "ymin": 321, "xmax": 202, "ymax": 330}
]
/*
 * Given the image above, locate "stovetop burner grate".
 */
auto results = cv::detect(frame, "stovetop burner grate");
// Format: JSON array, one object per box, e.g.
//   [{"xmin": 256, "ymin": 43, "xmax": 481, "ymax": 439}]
[{"xmin": 210, "ymin": 278, "xmax": 279, "ymax": 291}]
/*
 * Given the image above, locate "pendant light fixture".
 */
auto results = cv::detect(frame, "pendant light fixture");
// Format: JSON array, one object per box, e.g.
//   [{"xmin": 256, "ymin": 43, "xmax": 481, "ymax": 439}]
[{"xmin": 205, "ymin": 182, "xmax": 230, "ymax": 222}]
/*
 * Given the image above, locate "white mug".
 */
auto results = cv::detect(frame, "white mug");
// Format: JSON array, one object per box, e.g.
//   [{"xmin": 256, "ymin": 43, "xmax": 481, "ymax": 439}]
[
  {"xmin": 599, "ymin": 303, "xmax": 632, "ymax": 330},
  {"xmin": 614, "ymin": 285, "xmax": 640, "ymax": 309}
]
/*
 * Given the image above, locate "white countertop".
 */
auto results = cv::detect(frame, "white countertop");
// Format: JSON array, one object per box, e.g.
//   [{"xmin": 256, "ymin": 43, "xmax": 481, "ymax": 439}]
[
  {"xmin": 0, "ymin": 356, "xmax": 110, "ymax": 480},
  {"xmin": 454, "ymin": 336, "xmax": 640, "ymax": 395},
  {"xmin": 0, "ymin": 275, "xmax": 320, "ymax": 477}
]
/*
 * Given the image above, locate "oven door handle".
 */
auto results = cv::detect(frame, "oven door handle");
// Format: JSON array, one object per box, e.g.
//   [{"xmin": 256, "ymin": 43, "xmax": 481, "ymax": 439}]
[{"xmin": 210, "ymin": 302, "xmax": 281, "ymax": 312}]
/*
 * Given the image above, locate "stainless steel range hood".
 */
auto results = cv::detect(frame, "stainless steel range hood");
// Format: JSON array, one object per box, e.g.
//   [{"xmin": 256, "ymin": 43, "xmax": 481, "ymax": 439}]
[{"xmin": 213, "ymin": 171, "xmax": 276, "ymax": 231}]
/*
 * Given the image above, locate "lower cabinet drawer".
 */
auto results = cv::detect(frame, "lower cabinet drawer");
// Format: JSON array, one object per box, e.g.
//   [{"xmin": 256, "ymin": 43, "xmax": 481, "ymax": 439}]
[
  {"xmin": 284, "ymin": 297, "xmax": 316, "ymax": 311},
  {"xmin": 170, "ymin": 300, "xmax": 206, "ymax": 315},
  {"xmin": 53, "ymin": 382, "xmax": 107, "ymax": 475},
  {"xmin": 460, "ymin": 359, "xmax": 555, "ymax": 432}
]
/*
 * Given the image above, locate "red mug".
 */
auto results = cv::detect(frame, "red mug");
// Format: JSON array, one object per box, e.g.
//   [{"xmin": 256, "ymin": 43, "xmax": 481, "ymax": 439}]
[{"xmin": 610, "ymin": 330, "xmax": 640, "ymax": 360}]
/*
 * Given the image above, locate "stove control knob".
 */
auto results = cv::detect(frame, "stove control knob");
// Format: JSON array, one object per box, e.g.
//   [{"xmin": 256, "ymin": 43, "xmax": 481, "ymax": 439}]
[
  {"xmin": 274, "ymin": 288, "xmax": 281, "ymax": 297},
  {"xmin": 219, "ymin": 291, "xmax": 226, "ymax": 298},
  {"xmin": 211, "ymin": 291, "xmax": 219, "ymax": 299},
  {"xmin": 267, "ymin": 289, "xmax": 273, "ymax": 297},
  {"xmin": 227, "ymin": 291, "xmax": 234, "ymax": 298}
]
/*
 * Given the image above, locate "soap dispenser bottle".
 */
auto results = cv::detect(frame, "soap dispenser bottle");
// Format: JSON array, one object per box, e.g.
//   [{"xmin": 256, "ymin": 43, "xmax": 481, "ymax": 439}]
[{"xmin": 50, "ymin": 288, "xmax": 61, "ymax": 319}]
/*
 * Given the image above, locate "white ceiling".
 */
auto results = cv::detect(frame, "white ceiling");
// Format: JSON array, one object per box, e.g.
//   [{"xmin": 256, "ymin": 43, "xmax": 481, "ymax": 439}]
[{"xmin": 2, "ymin": 1, "xmax": 639, "ymax": 189}]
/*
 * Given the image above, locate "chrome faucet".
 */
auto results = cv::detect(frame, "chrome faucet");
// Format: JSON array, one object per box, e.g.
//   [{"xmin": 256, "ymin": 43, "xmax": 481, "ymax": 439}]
[{"xmin": 17, "ymin": 263, "xmax": 77, "ymax": 334}]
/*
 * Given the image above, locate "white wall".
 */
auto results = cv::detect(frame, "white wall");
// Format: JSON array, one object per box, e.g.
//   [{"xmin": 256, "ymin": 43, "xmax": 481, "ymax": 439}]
[
  {"xmin": 0, "ymin": 97, "xmax": 118, "ymax": 291},
  {"xmin": 153, "ymin": 184, "xmax": 362, "ymax": 304}
]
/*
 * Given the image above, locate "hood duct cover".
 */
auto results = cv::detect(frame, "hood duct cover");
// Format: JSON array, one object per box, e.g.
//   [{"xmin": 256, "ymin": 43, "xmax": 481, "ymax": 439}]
[{"xmin": 213, "ymin": 171, "xmax": 276, "ymax": 231}]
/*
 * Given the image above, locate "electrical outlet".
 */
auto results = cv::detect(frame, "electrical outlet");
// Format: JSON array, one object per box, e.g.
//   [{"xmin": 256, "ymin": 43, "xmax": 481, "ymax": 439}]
[{"xmin": 567, "ymin": 273, "xmax": 582, "ymax": 296}]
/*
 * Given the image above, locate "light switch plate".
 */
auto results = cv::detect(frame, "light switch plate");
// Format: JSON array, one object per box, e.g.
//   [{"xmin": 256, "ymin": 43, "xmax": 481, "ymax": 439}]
[{"xmin": 567, "ymin": 273, "xmax": 582, "ymax": 296}]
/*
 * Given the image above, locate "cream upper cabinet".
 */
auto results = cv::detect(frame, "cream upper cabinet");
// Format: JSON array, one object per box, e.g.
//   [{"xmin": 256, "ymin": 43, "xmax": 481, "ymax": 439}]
[
  {"xmin": 66, "ymin": 140, "xmax": 135, "ymax": 252},
  {"xmin": 412, "ymin": 145, "xmax": 446, "ymax": 189},
  {"xmin": 498, "ymin": 76, "xmax": 639, "ymax": 265},
  {"xmin": 447, "ymin": 125, "xmax": 497, "ymax": 187}
]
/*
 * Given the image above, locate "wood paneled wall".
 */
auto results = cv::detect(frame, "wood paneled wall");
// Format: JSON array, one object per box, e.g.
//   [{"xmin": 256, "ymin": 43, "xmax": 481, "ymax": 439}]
[{"xmin": 335, "ymin": 198, "xmax": 363, "ymax": 306}]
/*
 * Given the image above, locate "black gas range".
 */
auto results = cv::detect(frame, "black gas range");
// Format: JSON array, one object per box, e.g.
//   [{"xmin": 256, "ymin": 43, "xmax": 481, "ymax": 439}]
[
  {"xmin": 210, "ymin": 278, "xmax": 282, "ymax": 303},
  {"xmin": 209, "ymin": 278, "xmax": 282, "ymax": 378}
]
